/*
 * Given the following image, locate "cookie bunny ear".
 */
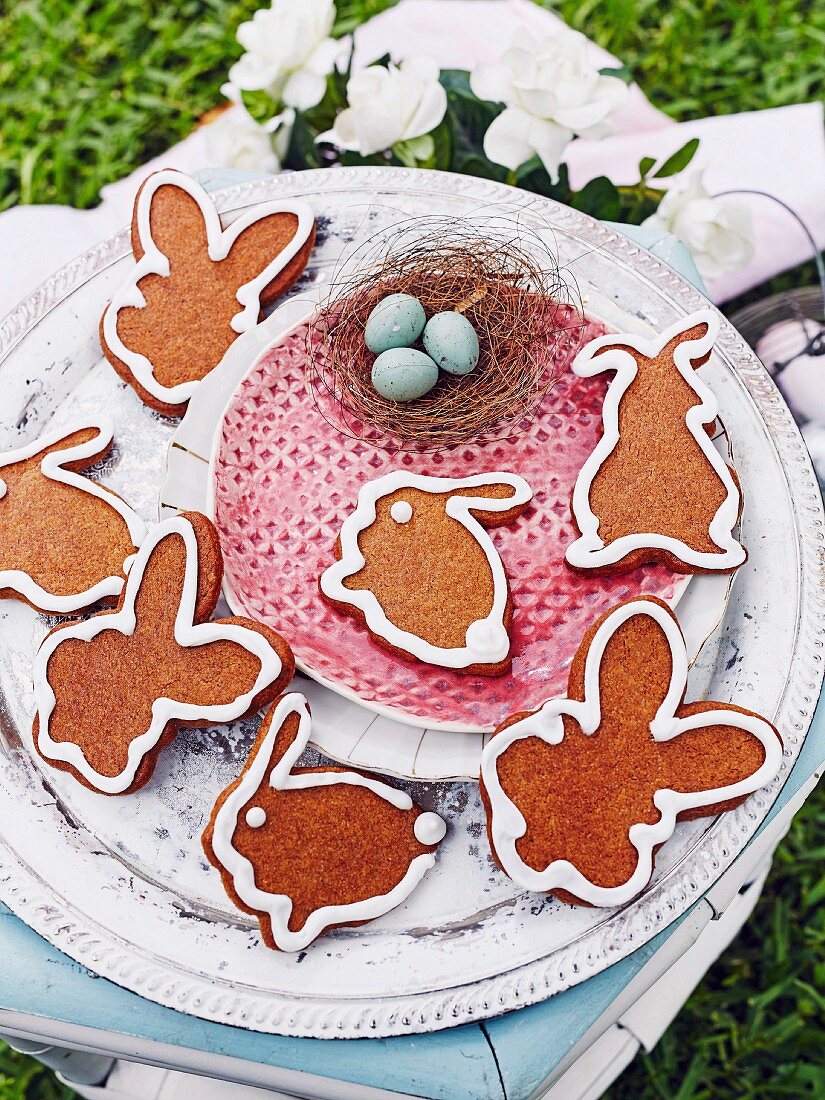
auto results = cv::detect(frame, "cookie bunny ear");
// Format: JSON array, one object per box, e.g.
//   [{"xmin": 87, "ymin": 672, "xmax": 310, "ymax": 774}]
[
  {"xmin": 224, "ymin": 208, "xmax": 316, "ymax": 316},
  {"xmin": 571, "ymin": 598, "xmax": 684, "ymax": 727},
  {"xmin": 0, "ymin": 420, "xmax": 113, "ymax": 489},
  {"xmin": 131, "ymin": 170, "xmax": 211, "ymax": 264},
  {"xmin": 445, "ymin": 473, "xmax": 533, "ymax": 526},
  {"xmin": 656, "ymin": 701, "xmax": 779, "ymax": 812},
  {"xmin": 127, "ymin": 513, "xmax": 292, "ymax": 715},
  {"xmin": 257, "ymin": 692, "xmax": 309, "ymax": 774},
  {"xmin": 129, "ymin": 510, "xmax": 223, "ymax": 636}
]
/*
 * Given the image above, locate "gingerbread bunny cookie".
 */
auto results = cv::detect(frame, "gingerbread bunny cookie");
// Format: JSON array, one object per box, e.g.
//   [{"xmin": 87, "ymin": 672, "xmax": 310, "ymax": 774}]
[
  {"xmin": 34, "ymin": 511, "xmax": 294, "ymax": 795},
  {"xmin": 481, "ymin": 596, "xmax": 781, "ymax": 906},
  {"xmin": 204, "ymin": 692, "xmax": 446, "ymax": 950},
  {"xmin": 0, "ymin": 417, "xmax": 145, "ymax": 613},
  {"xmin": 319, "ymin": 471, "xmax": 533, "ymax": 675},
  {"xmin": 100, "ymin": 169, "xmax": 316, "ymax": 416},
  {"xmin": 565, "ymin": 310, "xmax": 746, "ymax": 575}
]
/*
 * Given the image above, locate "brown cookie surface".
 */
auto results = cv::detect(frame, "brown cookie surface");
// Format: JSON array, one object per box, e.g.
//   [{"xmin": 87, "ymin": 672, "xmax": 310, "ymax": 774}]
[
  {"xmin": 33, "ymin": 510, "xmax": 294, "ymax": 795},
  {"xmin": 0, "ymin": 418, "xmax": 144, "ymax": 613},
  {"xmin": 203, "ymin": 693, "xmax": 446, "ymax": 950},
  {"xmin": 100, "ymin": 169, "xmax": 315, "ymax": 416},
  {"xmin": 565, "ymin": 310, "xmax": 747, "ymax": 575},
  {"xmin": 480, "ymin": 596, "xmax": 782, "ymax": 906},
  {"xmin": 319, "ymin": 472, "xmax": 532, "ymax": 676}
]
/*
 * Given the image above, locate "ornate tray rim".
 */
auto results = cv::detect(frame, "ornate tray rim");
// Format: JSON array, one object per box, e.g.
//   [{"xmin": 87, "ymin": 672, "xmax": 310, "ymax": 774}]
[{"xmin": 0, "ymin": 167, "xmax": 821, "ymax": 1040}]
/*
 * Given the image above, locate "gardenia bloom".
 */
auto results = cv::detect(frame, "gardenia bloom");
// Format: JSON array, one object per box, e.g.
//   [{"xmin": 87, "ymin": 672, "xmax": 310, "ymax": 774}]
[
  {"xmin": 645, "ymin": 173, "xmax": 755, "ymax": 281},
  {"xmin": 316, "ymin": 57, "xmax": 447, "ymax": 156},
  {"xmin": 228, "ymin": 0, "xmax": 346, "ymax": 111},
  {"xmin": 470, "ymin": 27, "xmax": 629, "ymax": 180},
  {"xmin": 204, "ymin": 84, "xmax": 292, "ymax": 175}
]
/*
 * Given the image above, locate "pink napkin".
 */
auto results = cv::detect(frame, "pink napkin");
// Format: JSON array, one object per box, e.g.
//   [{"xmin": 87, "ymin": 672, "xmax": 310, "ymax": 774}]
[{"xmin": 1, "ymin": 0, "xmax": 823, "ymax": 321}]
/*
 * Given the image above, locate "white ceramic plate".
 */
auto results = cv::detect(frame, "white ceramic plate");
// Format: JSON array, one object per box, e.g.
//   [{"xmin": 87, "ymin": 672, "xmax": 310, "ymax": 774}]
[{"xmin": 0, "ymin": 168, "xmax": 820, "ymax": 1040}]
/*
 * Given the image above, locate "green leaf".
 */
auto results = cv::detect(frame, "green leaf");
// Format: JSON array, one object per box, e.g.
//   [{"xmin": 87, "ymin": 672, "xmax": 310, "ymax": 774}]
[
  {"xmin": 511, "ymin": 160, "xmax": 573, "ymax": 203},
  {"xmin": 653, "ymin": 137, "xmax": 700, "ymax": 178},
  {"xmin": 430, "ymin": 119, "xmax": 453, "ymax": 171},
  {"xmin": 638, "ymin": 155, "xmax": 656, "ymax": 180},
  {"xmin": 283, "ymin": 111, "xmax": 323, "ymax": 171},
  {"xmin": 438, "ymin": 68, "xmax": 479, "ymax": 98},
  {"xmin": 570, "ymin": 175, "xmax": 622, "ymax": 220},
  {"xmin": 599, "ymin": 64, "xmax": 633, "ymax": 85},
  {"xmin": 392, "ymin": 133, "xmax": 435, "ymax": 166},
  {"xmin": 339, "ymin": 149, "xmax": 389, "ymax": 167},
  {"xmin": 515, "ymin": 154, "xmax": 545, "ymax": 182},
  {"xmin": 240, "ymin": 88, "xmax": 280, "ymax": 126},
  {"xmin": 439, "ymin": 69, "xmax": 502, "ymax": 174}
]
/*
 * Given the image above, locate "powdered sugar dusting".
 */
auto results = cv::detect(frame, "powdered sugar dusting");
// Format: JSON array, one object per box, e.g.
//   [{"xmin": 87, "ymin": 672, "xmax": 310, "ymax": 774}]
[{"xmin": 213, "ymin": 311, "xmax": 682, "ymax": 728}]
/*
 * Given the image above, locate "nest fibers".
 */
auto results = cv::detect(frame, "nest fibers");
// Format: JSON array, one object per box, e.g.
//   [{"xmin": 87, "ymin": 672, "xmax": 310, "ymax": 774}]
[{"xmin": 305, "ymin": 216, "xmax": 586, "ymax": 452}]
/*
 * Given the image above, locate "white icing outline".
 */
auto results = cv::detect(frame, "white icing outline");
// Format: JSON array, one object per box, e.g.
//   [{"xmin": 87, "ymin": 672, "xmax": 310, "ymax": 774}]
[
  {"xmin": 480, "ymin": 599, "xmax": 782, "ymax": 905},
  {"xmin": 34, "ymin": 514, "xmax": 285, "ymax": 794},
  {"xmin": 319, "ymin": 471, "xmax": 532, "ymax": 669},
  {"xmin": 102, "ymin": 169, "xmax": 315, "ymax": 405},
  {"xmin": 0, "ymin": 417, "xmax": 146, "ymax": 613},
  {"xmin": 209, "ymin": 693, "xmax": 446, "ymax": 950},
  {"xmin": 565, "ymin": 309, "xmax": 746, "ymax": 571}
]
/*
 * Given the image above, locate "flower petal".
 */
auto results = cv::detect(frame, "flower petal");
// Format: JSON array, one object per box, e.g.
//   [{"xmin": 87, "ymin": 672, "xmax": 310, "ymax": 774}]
[
  {"xmin": 482, "ymin": 107, "xmax": 536, "ymax": 171},
  {"xmin": 470, "ymin": 63, "xmax": 514, "ymax": 105},
  {"xmin": 282, "ymin": 68, "xmax": 326, "ymax": 110},
  {"xmin": 402, "ymin": 79, "xmax": 447, "ymax": 141}
]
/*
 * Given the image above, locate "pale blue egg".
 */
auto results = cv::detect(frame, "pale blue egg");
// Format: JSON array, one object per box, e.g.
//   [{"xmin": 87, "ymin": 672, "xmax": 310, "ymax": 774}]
[
  {"xmin": 422, "ymin": 311, "xmax": 480, "ymax": 375},
  {"xmin": 372, "ymin": 348, "xmax": 439, "ymax": 402},
  {"xmin": 364, "ymin": 293, "xmax": 426, "ymax": 353}
]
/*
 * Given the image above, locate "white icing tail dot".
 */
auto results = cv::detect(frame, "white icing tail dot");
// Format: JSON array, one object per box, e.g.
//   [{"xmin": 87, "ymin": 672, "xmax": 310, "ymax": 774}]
[
  {"xmin": 465, "ymin": 618, "xmax": 508, "ymax": 659},
  {"xmin": 245, "ymin": 806, "xmax": 267, "ymax": 828},
  {"xmin": 414, "ymin": 812, "xmax": 447, "ymax": 845}
]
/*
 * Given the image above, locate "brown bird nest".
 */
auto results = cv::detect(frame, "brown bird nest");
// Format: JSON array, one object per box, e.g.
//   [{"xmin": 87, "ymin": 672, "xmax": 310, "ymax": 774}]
[{"xmin": 305, "ymin": 217, "xmax": 585, "ymax": 451}]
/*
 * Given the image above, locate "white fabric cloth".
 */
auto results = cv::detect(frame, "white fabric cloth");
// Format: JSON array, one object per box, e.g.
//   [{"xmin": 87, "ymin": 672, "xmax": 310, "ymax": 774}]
[{"xmin": 1, "ymin": 0, "xmax": 823, "ymax": 319}]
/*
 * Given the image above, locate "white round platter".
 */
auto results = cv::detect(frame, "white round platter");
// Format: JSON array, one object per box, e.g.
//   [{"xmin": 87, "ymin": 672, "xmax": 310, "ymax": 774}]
[
  {"xmin": 162, "ymin": 297, "xmax": 735, "ymax": 780},
  {"xmin": 0, "ymin": 168, "xmax": 821, "ymax": 1041}
]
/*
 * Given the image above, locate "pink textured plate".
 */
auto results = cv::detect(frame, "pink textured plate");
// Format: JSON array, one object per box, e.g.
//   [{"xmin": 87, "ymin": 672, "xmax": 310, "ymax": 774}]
[{"xmin": 212, "ymin": 312, "xmax": 684, "ymax": 731}]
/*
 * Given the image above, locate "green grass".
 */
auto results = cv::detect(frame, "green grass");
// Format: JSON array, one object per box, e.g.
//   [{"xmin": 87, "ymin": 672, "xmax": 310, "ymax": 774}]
[
  {"xmin": 0, "ymin": 0, "xmax": 396, "ymax": 212},
  {"xmin": 546, "ymin": 0, "xmax": 825, "ymax": 120},
  {"xmin": 0, "ymin": 1046, "xmax": 74, "ymax": 1100},
  {"xmin": 0, "ymin": 1, "xmax": 823, "ymax": 1097}
]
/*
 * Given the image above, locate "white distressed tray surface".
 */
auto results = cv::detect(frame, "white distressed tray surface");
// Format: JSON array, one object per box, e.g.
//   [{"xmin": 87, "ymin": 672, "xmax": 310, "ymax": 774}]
[{"xmin": 0, "ymin": 168, "xmax": 821, "ymax": 1040}]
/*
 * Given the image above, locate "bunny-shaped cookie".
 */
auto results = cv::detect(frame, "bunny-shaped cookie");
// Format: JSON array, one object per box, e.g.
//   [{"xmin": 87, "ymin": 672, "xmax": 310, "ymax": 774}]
[
  {"xmin": 565, "ymin": 310, "xmax": 746, "ymax": 575},
  {"xmin": 319, "ymin": 471, "xmax": 533, "ymax": 674},
  {"xmin": 203, "ymin": 692, "xmax": 446, "ymax": 950},
  {"xmin": 34, "ymin": 511, "xmax": 295, "ymax": 795},
  {"xmin": 480, "ymin": 596, "xmax": 782, "ymax": 906},
  {"xmin": 100, "ymin": 169, "xmax": 316, "ymax": 416},
  {"xmin": 0, "ymin": 417, "xmax": 145, "ymax": 613}
]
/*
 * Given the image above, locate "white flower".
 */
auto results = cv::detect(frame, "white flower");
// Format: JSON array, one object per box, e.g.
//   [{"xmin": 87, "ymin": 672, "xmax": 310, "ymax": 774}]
[
  {"xmin": 204, "ymin": 84, "xmax": 292, "ymax": 174},
  {"xmin": 228, "ymin": 0, "xmax": 347, "ymax": 112},
  {"xmin": 645, "ymin": 172, "xmax": 755, "ymax": 281},
  {"xmin": 316, "ymin": 57, "xmax": 447, "ymax": 157},
  {"xmin": 470, "ymin": 26, "xmax": 629, "ymax": 180}
]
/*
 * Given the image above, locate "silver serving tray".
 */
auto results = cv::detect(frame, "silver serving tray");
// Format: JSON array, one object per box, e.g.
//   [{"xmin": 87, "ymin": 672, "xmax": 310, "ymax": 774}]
[{"xmin": 0, "ymin": 168, "xmax": 821, "ymax": 1040}]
